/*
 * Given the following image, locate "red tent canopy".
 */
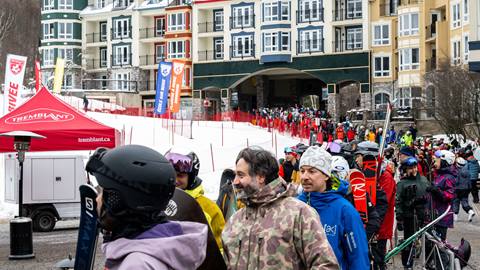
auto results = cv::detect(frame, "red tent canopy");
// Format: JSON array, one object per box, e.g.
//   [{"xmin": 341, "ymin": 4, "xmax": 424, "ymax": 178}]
[{"xmin": 0, "ymin": 87, "xmax": 119, "ymax": 152}]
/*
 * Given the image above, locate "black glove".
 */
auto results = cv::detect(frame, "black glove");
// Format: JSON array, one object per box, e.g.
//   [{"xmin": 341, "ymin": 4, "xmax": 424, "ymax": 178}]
[
  {"xmin": 427, "ymin": 185, "xmax": 443, "ymax": 198},
  {"xmin": 397, "ymin": 220, "xmax": 404, "ymax": 231}
]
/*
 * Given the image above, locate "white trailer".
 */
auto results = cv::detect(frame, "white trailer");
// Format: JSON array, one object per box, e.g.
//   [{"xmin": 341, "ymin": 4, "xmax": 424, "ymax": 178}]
[{"xmin": 4, "ymin": 153, "xmax": 87, "ymax": 232}]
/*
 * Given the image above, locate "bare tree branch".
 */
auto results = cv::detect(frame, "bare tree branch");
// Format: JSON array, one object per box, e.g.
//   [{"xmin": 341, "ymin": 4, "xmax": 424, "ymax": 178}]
[{"xmin": 0, "ymin": 7, "xmax": 16, "ymax": 45}]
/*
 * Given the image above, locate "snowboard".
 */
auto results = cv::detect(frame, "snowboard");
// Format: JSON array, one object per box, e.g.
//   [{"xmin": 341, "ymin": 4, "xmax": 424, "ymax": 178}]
[
  {"xmin": 166, "ymin": 188, "xmax": 227, "ymax": 270},
  {"xmin": 74, "ymin": 184, "xmax": 100, "ymax": 270},
  {"xmin": 363, "ymin": 154, "xmax": 378, "ymax": 205},
  {"xmin": 349, "ymin": 169, "xmax": 368, "ymax": 223},
  {"xmin": 216, "ymin": 169, "xmax": 237, "ymax": 221}
]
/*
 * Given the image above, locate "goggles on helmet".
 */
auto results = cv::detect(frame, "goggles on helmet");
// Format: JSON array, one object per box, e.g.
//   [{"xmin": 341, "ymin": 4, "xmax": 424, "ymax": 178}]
[
  {"xmin": 402, "ymin": 157, "xmax": 418, "ymax": 167},
  {"xmin": 165, "ymin": 152, "xmax": 193, "ymax": 173},
  {"xmin": 284, "ymin": 147, "xmax": 293, "ymax": 154}
]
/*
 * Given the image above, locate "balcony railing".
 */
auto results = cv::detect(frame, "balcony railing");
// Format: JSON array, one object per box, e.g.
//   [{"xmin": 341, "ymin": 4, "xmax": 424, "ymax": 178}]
[
  {"xmin": 398, "ymin": 0, "xmax": 421, "ymax": 6},
  {"xmin": 379, "ymin": 3, "xmax": 397, "ymax": 16},
  {"xmin": 111, "ymin": 27, "xmax": 132, "ymax": 40},
  {"xmin": 85, "ymin": 59, "xmax": 107, "ymax": 69},
  {"xmin": 198, "ymin": 50, "xmax": 224, "ymax": 61},
  {"xmin": 426, "ymin": 24, "xmax": 436, "ymax": 39},
  {"xmin": 139, "ymin": 27, "xmax": 165, "ymax": 39},
  {"xmin": 111, "ymin": 54, "xmax": 132, "ymax": 67},
  {"xmin": 229, "ymin": 45, "xmax": 255, "ymax": 59},
  {"xmin": 86, "ymin": 33, "xmax": 107, "ymax": 43},
  {"xmin": 333, "ymin": 8, "xmax": 362, "ymax": 21},
  {"xmin": 139, "ymin": 55, "xmax": 165, "ymax": 66},
  {"xmin": 198, "ymin": 22, "xmax": 224, "ymax": 33},
  {"xmin": 426, "ymin": 58, "xmax": 437, "ymax": 72},
  {"xmin": 296, "ymin": 8, "xmax": 324, "ymax": 23},
  {"xmin": 229, "ymin": 14, "xmax": 255, "ymax": 30},
  {"xmin": 332, "ymin": 40, "xmax": 363, "ymax": 52},
  {"xmin": 296, "ymin": 39, "xmax": 324, "ymax": 54}
]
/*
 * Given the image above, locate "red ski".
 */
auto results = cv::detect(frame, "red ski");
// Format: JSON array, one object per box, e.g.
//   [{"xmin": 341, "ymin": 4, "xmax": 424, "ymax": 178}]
[
  {"xmin": 363, "ymin": 155, "xmax": 378, "ymax": 205},
  {"xmin": 349, "ymin": 169, "xmax": 368, "ymax": 223}
]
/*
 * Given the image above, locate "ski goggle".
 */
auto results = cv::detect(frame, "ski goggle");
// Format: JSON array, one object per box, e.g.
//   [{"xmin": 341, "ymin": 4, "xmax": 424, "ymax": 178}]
[
  {"xmin": 434, "ymin": 150, "xmax": 444, "ymax": 158},
  {"xmin": 284, "ymin": 147, "xmax": 293, "ymax": 154},
  {"xmin": 402, "ymin": 157, "xmax": 418, "ymax": 167},
  {"xmin": 165, "ymin": 152, "xmax": 193, "ymax": 173}
]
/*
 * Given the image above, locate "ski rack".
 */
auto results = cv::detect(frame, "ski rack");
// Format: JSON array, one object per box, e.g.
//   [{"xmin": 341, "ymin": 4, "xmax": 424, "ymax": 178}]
[{"xmin": 385, "ymin": 205, "xmax": 451, "ymax": 262}]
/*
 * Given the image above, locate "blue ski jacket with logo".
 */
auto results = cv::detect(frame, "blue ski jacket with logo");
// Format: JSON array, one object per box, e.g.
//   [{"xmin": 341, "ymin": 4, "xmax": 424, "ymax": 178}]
[{"xmin": 298, "ymin": 180, "xmax": 370, "ymax": 270}]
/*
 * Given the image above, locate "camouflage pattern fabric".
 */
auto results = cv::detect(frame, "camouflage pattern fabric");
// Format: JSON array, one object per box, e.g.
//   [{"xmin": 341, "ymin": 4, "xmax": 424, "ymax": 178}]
[{"xmin": 222, "ymin": 178, "xmax": 340, "ymax": 270}]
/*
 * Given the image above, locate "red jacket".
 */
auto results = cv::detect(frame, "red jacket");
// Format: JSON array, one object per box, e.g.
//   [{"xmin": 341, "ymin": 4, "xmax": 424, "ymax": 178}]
[
  {"xmin": 377, "ymin": 166, "xmax": 396, "ymax": 240},
  {"xmin": 347, "ymin": 129, "xmax": 356, "ymax": 141}
]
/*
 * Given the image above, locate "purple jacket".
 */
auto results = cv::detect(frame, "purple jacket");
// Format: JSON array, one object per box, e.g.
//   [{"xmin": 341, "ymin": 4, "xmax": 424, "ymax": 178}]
[
  {"xmin": 433, "ymin": 168, "xmax": 456, "ymax": 228},
  {"xmin": 102, "ymin": 221, "xmax": 208, "ymax": 270}
]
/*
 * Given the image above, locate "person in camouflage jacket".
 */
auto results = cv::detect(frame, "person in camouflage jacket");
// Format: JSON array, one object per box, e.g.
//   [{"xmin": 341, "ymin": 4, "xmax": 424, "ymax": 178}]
[{"xmin": 222, "ymin": 147, "xmax": 339, "ymax": 270}]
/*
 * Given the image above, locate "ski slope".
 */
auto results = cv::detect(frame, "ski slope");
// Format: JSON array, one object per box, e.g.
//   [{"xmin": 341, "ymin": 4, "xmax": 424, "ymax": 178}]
[{"xmin": 0, "ymin": 112, "xmax": 303, "ymax": 218}]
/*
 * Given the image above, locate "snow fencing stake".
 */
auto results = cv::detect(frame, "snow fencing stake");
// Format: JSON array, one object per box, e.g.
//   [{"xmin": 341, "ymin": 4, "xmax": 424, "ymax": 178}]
[
  {"xmin": 221, "ymin": 122, "xmax": 224, "ymax": 146},
  {"xmin": 247, "ymin": 138, "xmax": 249, "ymax": 148},
  {"xmin": 275, "ymin": 132, "xmax": 278, "ymax": 158},
  {"xmin": 129, "ymin": 126, "xmax": 133, "ymax": 144},
  {"xmin": 210, "ymin": 143, "xmax": 215, "ymax": 172}
]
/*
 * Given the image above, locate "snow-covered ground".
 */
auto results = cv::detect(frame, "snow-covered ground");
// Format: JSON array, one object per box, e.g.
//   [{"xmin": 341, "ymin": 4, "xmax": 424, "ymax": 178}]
[{"xmin": 0, "ymin": 112, "xmax": 303, "ymax": 219}]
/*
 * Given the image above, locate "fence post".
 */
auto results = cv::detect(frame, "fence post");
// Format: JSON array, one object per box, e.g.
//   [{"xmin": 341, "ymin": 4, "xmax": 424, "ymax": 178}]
[
  {"xmin": 129, "ymin": 126, "xmax": 133, "ymax": 144},
  {"xmin": 221, "ymin": 122, "xmax": 224, "ymax": 146},
  {"xmin": 275, "ymin": 132, "xmax": 278, "ymax": 158},
  {"xmin": 210, "ymin": 143, "xmax": 215, "ymax": 172},
  {"xmin": 247, "ymin": 138, "xmax": 249, "ymax": 148}
]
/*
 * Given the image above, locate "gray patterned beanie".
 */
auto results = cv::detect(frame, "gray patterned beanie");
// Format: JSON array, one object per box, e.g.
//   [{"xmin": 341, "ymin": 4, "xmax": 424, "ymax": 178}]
[{"xmin": 299, "ymin": 146, "xmax": 332, "ymax": 177}]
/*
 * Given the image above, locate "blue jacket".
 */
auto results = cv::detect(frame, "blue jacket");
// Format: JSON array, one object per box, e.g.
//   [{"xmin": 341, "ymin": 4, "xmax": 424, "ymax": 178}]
[
  {"xmin": 466, "ymin": 158, "xmax": 479, "ymax": 181},
  {"xmin": 387, "ymin": 130, "xmax": 396, "ymax": 144},
  {"xmin": 297, "ymin": 180, "xmax": 370, "ymax": 270}
]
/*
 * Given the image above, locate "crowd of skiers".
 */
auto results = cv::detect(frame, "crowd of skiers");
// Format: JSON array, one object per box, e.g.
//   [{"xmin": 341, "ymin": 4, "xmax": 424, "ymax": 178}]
[{"xmin": 83, "ymin": 126, "xmax": 480, "ymax": 269}]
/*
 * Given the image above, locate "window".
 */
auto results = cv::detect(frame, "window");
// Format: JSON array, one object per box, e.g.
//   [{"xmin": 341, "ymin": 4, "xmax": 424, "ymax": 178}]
[
  {"xmin": 113, "ymin": 45, "xmax": 130, "ymax": 65},
  {"xmin": 58, "ymin": 48, "xmax": 73, "ymax": 61},
  {"xmin": 214, "ymin": 38, "xmax": 224, "ymax": 59},
  {"xmin": 43, "ymin": 23, "xmax": 55, "ymax": 40},
  {"xmin": 425, "ymin": 86, "xmax": 436, "ymax": 118},
  {"xmin": 155, "ymin": 17, "xmax": 166, "ymax": 36},
  {"xmin": 115, "ymin": 0, "xmax": 134, "ymax": 8},
  {"xmin": 232, "ymin": 35, "xmax": 253, "ymax": 57},
  {"xmin": 182, "ymin": 67, "xmax": 191, "ymax": 87},
  {"xmin": 395, "ymin": 87, "xmax": 416, "ymax": 108},
  {"xmin": 42, "ymin": 48, "xmax": 55, "ymax": 66},
  {"xmin": 101, "ymin": 75, "xmax": 108, "ymax": 90},
  {"xmin": 96, "ymin": 0, "xmax": 106, "ymax": 8},
  {"xmin": 373, "ymin": 24, "xmax": 389, "ymax": 45},
  {"xmin": 58, "ymin": 0, "xmax": 73, "ymax": 9},
  {"xmin": 464, "ymin": 35, "xmax": 469, "ymax": 61},
  {"xmin": 233, "ymin": 5, "xmax": 254, "ymax": 28},
  {"xmin": 399, "ymin": 13, "xmax": 419, "ymax": 36},
  {"xmin": 346, "ymin": 0, "xmax": 362, "ymax": 18},
  {"xmin": 452, "ymin": 3, "xmax": 461, "ymax": 28},
  {"xmin": 214, "ymin": 10, "xmax": 224, "ymax": 31},
  {"xmin": 263, "ymin": 2, "xmax": 278, "ymax": 22},
  {"xmin": 113, "ymin": 18, "xmax": 131, "ymax": 39},
  {"xmin": 100, "ymin": 22, "xmax": 107, "ymax": 41},
  {"xmin": 464, "ymin": 0, "xmax": 469, "ymax": 22},
  {"xmin": 346, "ymin": 27, "xmax": 362, "ymax": 50},
  {"xmin": 155, "ymin": 44, "xmax": 165, "ymax": 62},
  {"xmin": 374, "ymin": 93, "xmax": 390, "ymax": 120},
  {"xmin": 63, "ymin": 74, "xmax": 73, "ymax": 89},
  {"xmin": 452, "ymin": 40, "xmax": 461, "ymax": 65},
  {"xmin": 168, "ymin": 40, "xmax": 185, "ymax": 58},
  {"xmin": 43, "ymin": 0, "xmax": 54, "ymax": 11},
  {"xmin": 168, "ymin": 13, "xmax": 185, "ymax": 31},
  {"xmin": 399, "ymin": 48, "xmax": 419, "ymax": 70},
  {"xmin": 58, "ymin": 23, "xmax": 73, "ymax": 39},
  {"xmin": 263, "ymin": 32, "xmax": 278, "ymax": 52},
  {"xmin": 281, "ymin": 1, "xmax": 289, "ymax": 20},
  {"xmin": 374, "ymin": 56, "xmax": 390, "ymax": 77},
  {"xmin": 115, "ymin": 73, "xmax": 129, "ymax": 91},
  {"xmin": 299, "ymin": 0, "xmax": 322, "ymax": 22},
  {"xmin": 281, "ymin": 32, "xmax": 290, "ymax": 50},
  {"xmin": 100, "ymin": 47, "xmax": 107, "ymax": 67},
  {"xmin": 299, "ymin": 29, "xmax": 323, "ymax": 53}
]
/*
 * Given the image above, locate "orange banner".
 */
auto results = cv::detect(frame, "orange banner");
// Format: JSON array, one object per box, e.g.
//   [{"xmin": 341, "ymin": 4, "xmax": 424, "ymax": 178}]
[{"xmin": 168, "ymin": 60, "xmax": 185, "ymax": 113}]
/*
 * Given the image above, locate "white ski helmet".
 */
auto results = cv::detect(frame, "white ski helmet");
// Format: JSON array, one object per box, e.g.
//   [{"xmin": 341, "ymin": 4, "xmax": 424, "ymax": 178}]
[
  {"xmin": 331, "ymin": 156, "xmax": 350, "ymax": 180},
  {"xmin": 436, "ymin": 150, "xmax": 456, "ymax": 166},
  {"xmin": 456, "ymin": 157, "xmax": 467, "ymax": 168}
]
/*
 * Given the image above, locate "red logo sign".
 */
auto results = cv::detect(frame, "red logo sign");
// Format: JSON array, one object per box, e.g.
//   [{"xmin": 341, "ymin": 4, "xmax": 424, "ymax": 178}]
[
  {"xmin": 9, "ymin": 58, "xmax": 25, "ymax": 75},
  {"xmin": 5, "ymin": 108, "xmax": 75, "ymax": 124}
]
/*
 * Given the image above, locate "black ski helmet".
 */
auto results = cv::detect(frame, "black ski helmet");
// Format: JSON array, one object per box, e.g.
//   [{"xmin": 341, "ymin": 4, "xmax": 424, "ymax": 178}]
[
  {"xmin": 165, "ymin": 148, "xmax": 200, "ymax": 189},
  {"xmin": 86, "ymin": 145, "xmax": 176, "ymax": 213}
]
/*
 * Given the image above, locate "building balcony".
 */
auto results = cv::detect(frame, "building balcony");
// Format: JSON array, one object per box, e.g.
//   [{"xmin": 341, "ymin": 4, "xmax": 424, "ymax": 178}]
[
  {"xmin": 398, "ymin": 0, "xmax": 421, "ymax": 6},
  {"xmin": 229, "ymin": 15, "xmax": 255, "ymax": 30},
  {"xmin": 296, "ymin": 39, "xmax": 324, "ymax": 54},
  {"xmin": 85, "ymin": 59, "xmax": 108, "ymax": 70},
  {"xmin": 111, "ymin": 54, "xmax": 132, "ymax": 67},
  {"xmin": 332, "ymin": 9, "xmax": 362, "ymax": 21},
  {"xmin": 86, "ymin": 33, "xmax": 107, "ymax": 44},
  {"xmin": 296, "ymin": 8, "xmax": 324, "ymax": 24},
  {"xmin": 426, "ymin": 24, "xmax": 436, "ymax": 40},
  {"xmin": 111, "ymin": 27, "xmax": 132, "ymax": 40},
  {"xmin": 139, "ymin": 55, "xmax": 165, "ymax": 68},
  {"xmin": 198, "ymin": 50, "xmax": 224, "ymax": 61},
  {"xmin": 139, "ymin": 28, "xmax": 165, "ymax": 40},
  {"xmin": 426, "ymin": 58, "xmax": 437, "ymax": 72},
  {"xmin": 198, "ymin": 22, "xmax": 224, "ymax": 33},
  {"xmin": 229, "ymin": 45, "xmax": 255, "ymax": 59},
  {"xmin": 332, "ymin": 40, "xmax": 363, "ymax": 52}
]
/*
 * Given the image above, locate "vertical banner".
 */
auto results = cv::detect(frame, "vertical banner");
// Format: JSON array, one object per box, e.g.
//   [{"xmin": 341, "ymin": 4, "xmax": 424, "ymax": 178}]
[
  {"xmin": 3, "ymin": 54, "xmax": 28, "ymax": 115},
  {"xmin": 154, "ymin": 61, "xmax": 173, "ymax": 115},
  {"xmin": 168, "ymin": 60, "xmax": 185, "ymax": 113},
  {"xmin": 35, "ymin": 60, "xmax": 42, "ymax": 92},
  {"xmin": 52, "ymin": 58, "xmax": 65, "ymax": 93}
]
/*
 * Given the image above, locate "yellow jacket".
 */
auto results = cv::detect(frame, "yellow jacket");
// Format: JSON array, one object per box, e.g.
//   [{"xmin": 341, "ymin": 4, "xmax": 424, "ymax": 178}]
[
  {"xmin": 291, "ymin": 170, "xmax": 301, "ymax": 185},
  {"xmin": 186, "ymin": 184, "xmax": 226, "ymax": 250}
]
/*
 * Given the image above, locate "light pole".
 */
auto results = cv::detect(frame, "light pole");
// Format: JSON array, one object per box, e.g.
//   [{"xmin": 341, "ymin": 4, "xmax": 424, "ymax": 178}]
[{"xmin": 0, "ymin": 131, "xmax": 46, "ymax": 260}]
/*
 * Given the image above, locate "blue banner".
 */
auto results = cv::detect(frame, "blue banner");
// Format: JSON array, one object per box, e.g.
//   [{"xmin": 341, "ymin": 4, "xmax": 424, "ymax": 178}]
[{"xmin": 154, "ymin": 61, "xmax": 172, "ymax": 115}]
